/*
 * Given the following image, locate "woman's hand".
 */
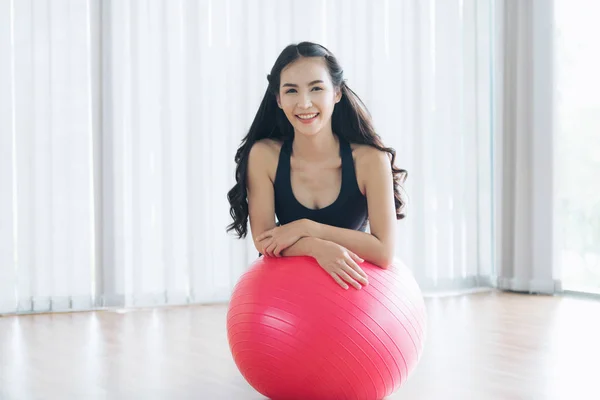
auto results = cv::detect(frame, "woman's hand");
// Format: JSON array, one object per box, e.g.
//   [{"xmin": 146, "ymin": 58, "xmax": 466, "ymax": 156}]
[
  {"xmin": 312, "ymin": 239, "xmax": 369, "ymax": 290},
  {"xmin": 256, "ymin": 219, "xmax": 312, "ymax": 257}
]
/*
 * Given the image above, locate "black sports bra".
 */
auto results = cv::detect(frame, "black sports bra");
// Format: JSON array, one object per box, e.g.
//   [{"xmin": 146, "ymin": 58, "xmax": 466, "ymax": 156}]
[{"xmin": 273, "ymin": 135, "xmax": 369, "ymax": 231}]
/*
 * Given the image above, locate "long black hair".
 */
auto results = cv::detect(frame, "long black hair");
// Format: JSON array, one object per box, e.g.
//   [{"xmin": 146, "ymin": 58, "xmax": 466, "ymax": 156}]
[{"xmin": 227, "ymin": 41, "xmax": 407, "ymax": 238}]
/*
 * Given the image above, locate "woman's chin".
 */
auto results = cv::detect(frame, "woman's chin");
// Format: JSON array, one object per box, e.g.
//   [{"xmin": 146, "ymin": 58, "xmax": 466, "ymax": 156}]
[{"xmin": 294, "ymin": 125, "xmax": 322, "ymax": 137}]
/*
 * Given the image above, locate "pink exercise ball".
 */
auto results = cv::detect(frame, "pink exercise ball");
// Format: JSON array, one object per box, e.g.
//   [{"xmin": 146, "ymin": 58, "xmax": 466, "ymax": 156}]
[{"xmin": 226, "ymin": 256, "xmax": 427, "ymax": 400}]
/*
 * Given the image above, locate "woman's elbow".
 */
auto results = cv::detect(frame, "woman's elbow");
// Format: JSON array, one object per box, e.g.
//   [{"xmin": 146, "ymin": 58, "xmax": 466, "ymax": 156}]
[
  {"xmin": 377, "ymin": 258, "xmax": 393, "ymax": 269},
  {"xmin": 252, "ymin": 238, "xmax": 264, "ymax": 255},
  {"xmin": 377, "ymin": 246, "xmax": 395, "ymax": 269}
]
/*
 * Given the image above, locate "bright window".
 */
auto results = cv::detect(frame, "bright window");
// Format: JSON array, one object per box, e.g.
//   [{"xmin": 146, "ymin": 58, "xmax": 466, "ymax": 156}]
[{"xmin": 554, "ymin": 0, "xmax": 600, "ymax": 294}]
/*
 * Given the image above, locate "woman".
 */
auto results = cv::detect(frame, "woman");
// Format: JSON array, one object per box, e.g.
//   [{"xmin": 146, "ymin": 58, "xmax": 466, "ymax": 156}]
[{"xmin": 227, "ymin": 42, "xmax": 407, "ymax": 290}]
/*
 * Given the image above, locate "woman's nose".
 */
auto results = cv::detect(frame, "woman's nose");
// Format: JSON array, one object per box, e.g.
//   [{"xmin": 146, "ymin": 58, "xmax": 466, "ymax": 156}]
[{"xmin": 297, "ymin": 94, "xmax": 312, "ymax": 108}]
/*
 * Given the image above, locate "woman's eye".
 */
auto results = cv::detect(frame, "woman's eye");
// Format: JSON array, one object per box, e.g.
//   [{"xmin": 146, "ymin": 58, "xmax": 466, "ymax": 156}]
[{"xmin": 285, "ymin": 87, "xmax": 322, "ymax": 94}]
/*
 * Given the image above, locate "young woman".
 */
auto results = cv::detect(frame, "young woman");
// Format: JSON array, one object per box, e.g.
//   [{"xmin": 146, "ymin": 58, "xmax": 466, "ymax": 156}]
[{"xmin": 227, "ymin": 42, "xmax": 407, "ymax": 290}]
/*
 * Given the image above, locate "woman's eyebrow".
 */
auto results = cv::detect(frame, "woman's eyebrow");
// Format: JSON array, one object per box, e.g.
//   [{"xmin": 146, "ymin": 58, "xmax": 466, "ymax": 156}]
[{"xmin": 281, "ymin": 80, "xmax": 324, "ymax": 88}]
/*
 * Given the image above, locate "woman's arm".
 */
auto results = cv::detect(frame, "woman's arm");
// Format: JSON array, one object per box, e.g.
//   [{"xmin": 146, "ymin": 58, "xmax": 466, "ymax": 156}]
[
  {"xmin": 246, "ymin": 140, "xmax": 278, "ymax": 254},
  {"xmin": 264, "ymin": 218, "xmax": 392, "ymax": 267},
  {"xmin": 306, "ymin": 223, "xmax": 392, "ymax": 268},
  {"xmin": 246, "ymin": 141, "xmax": 370, "ymax": 289},
  {"xmin": 309, "ymin": 148, "xmax": 397, "ymax": 267},
  {"xmin": 279, "ymin": 236, "xmax": 319, "ymax": 257},
  {"xmin": 246, "ymin": 140, "xmax": 334, "ymax": 259},
  {"xmin": 258, "ymin": 148, "xmax": 397, "ymax": 268}
]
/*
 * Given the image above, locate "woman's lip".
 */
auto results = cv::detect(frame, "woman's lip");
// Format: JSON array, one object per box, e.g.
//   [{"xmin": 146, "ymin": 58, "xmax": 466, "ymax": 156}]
[{"xmin": 295, "ymin": 113, "xmax": 319, "ymax": 124}]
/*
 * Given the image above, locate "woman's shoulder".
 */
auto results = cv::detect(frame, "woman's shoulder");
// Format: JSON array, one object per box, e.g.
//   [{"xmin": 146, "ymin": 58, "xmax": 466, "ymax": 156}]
[
  {"xmin": 248, "ymin": 139, "xmax": 284, "ymax": 180},
  {"xmin": 350, "ymin": 143, "xmax": 390, "ymax": 167},
  {"xmin": 251, "ymin": 138, "xmax": 284, "ymax": 156},
  {"xmin": 349, "ymin": 143, "xmax": 391, "ymax": 193},
  {"xmin": 248, "ymin": 138, "xmax": 283, "ymax": 161}
]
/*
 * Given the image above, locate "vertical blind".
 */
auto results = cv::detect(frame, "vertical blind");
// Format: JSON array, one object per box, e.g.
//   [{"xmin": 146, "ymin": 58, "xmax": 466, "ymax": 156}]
[
  {"xmin": 495, "ymin": 0, "xmax": 558, "ymax": 294},
  {"xmin": 0, "ymin": 0, "xmax": 494, "ymax": 314},
  {"xmin": 0, "ymin": 0, "xmax": 98, "ymax": 313}
]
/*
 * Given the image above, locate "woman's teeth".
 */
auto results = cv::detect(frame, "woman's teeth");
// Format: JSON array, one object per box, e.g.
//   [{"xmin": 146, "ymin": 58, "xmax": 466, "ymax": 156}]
[{"xmin": 297, "ymin": 113, "xmax": 318, "ymax": 119}]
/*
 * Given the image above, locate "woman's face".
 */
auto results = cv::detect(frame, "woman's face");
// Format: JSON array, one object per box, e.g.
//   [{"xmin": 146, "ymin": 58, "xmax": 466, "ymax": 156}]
[{"xmin": 277, "ymin": 57, "xmax": 342, "ymax": 137}]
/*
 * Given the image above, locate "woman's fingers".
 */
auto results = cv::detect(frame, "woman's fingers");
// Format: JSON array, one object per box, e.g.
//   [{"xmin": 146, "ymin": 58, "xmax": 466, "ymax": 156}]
[
  {"xmin": 329, "ymin": 272, "xmax": 350, "ymax": 290},
  {"xmin": 256, "ymin": 229, "xmax": 273, "ymax": 242},
  {"xmin": 258, "ymin": 237, "xmax": 271, "ymax": 255},
  {"xmin": 337, "ymin": 268, "xmax": 363, "ymax": 290},
  {"xmin": 343, "ymin": 258, "xmax": 369, "ymax": 285},
  {"xmin": 260, "ymin": 239, "xmax": 269, "ymax": 255},
  {"xmin": 264, "ymin": 241, "xmax": 276, "ymax": 257},
  {"xmin": 347, "ymin": 252, "xmax": 368, "ymax": 279},
  {"xmin": 349, "ymin": 251, "xmax": 365, "ymax": 265}
]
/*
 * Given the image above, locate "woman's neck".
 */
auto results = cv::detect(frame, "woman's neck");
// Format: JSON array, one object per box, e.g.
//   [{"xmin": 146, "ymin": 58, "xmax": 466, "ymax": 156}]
[{"xmin": 291, "ymin": 128, "xmax": 339, "ymax": 162}]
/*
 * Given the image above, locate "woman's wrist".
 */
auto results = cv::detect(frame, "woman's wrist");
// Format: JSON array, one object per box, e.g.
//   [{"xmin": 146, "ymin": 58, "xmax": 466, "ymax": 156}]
[
  {"xmin": 302, "ymin": 218, "xmax": 321, "ymax": 239},
  {"xmin": 306, "ymin": 236, "xmax": 323, "ymax": 257},
  {"xmin": 280, "ymin": 236, "xmax": 321, "ymax": 258}
]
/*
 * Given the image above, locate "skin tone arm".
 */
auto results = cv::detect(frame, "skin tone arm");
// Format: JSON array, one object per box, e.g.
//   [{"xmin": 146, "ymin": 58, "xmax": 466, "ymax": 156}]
[
  {"xmin": 247, "ymin": 141, "xmax": 369, "ymax": 290},
  {"xmin": 246, "ymin": 140, "xmax": 278, "ymax": 251},
  {"xmin": 308, "ymin": 148, "xmax": 397, "ymax": 267},
  {"xmin": 246, "ymin": 140, "xmax": 322, "ymax": 255},
  {"xmin": 258, "ymin": 148, "xmax": 397, "ymax": 268}
]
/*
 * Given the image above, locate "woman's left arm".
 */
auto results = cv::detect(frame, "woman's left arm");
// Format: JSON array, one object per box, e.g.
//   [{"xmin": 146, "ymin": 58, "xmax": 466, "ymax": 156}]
[
  {"xmin": 257, "ymin": 149, "xmax": 397, "ymax": 268},
  {"xmin": 307, "ymin": 149, "xmax": 396, "ymax": 268}
]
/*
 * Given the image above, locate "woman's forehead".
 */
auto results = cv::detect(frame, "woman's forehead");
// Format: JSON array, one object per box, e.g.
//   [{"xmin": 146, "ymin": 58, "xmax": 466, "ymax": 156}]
[{"xmin": 280, "ymin": 57, "xmax": 330, "ymax": 84}]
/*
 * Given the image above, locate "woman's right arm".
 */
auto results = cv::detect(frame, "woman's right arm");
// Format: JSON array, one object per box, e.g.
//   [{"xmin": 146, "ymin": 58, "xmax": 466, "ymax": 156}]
[
  {"xmin": 246, "ymin": 141, "xmax": 326, "ymax": 257},
  {"xmin": 246, "ymin": 140, "xmax": 278, "ymax": 254}
]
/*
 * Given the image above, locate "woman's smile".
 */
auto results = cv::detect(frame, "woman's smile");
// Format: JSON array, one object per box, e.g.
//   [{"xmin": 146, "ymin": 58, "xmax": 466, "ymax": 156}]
[{"xmin": 295, "ymin": 113, "xmax": 320, "ymax": 124}]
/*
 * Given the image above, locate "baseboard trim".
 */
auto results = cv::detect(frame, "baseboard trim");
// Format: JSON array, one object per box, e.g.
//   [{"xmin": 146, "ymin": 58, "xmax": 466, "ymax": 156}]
[{"xmin": 495, "ymin": 277, "xmax": 561, "ymax": 294}]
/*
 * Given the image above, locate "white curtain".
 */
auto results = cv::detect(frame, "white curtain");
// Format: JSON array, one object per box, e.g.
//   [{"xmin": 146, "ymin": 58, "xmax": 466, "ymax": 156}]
[
  {"xmin": 0, "ymin": 0, "xmax": 100, "ymax": 314},
  {"xmin": 384, "ymin": 0, "xmax": 494, "ymax": 293},
  {"xmin": 100, "ymin": 0, "xmax": 251, "ymax": 306},
  {"xmin": 0, "ymin": 0, "xmax": 495, "ymax": 314},
  {"xmin": 494, "ymin": 0, "xmax": 559, "ymax": 294}
]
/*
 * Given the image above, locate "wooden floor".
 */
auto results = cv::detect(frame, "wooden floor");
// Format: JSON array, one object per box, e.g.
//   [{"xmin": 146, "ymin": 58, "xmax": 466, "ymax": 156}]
[{"xmin": 1, "ymin": 291, "xmax": 599, "ymax": 400}]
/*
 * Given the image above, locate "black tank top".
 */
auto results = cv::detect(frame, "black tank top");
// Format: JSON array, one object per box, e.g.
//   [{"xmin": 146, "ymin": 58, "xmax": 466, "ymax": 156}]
[{"xmin": 274, "ymin": 136, "xmax": 369, "ymax": 232}]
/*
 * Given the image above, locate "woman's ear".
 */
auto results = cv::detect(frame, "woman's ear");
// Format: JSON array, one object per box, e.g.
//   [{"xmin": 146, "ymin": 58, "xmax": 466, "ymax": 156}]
[
  {"xmin": 276, "ymin": 95, "xmax": 282, "ymax": 109},
  {"xmin": 335, "ymin": 87, "xmax": 342, "ymax": 104}
]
